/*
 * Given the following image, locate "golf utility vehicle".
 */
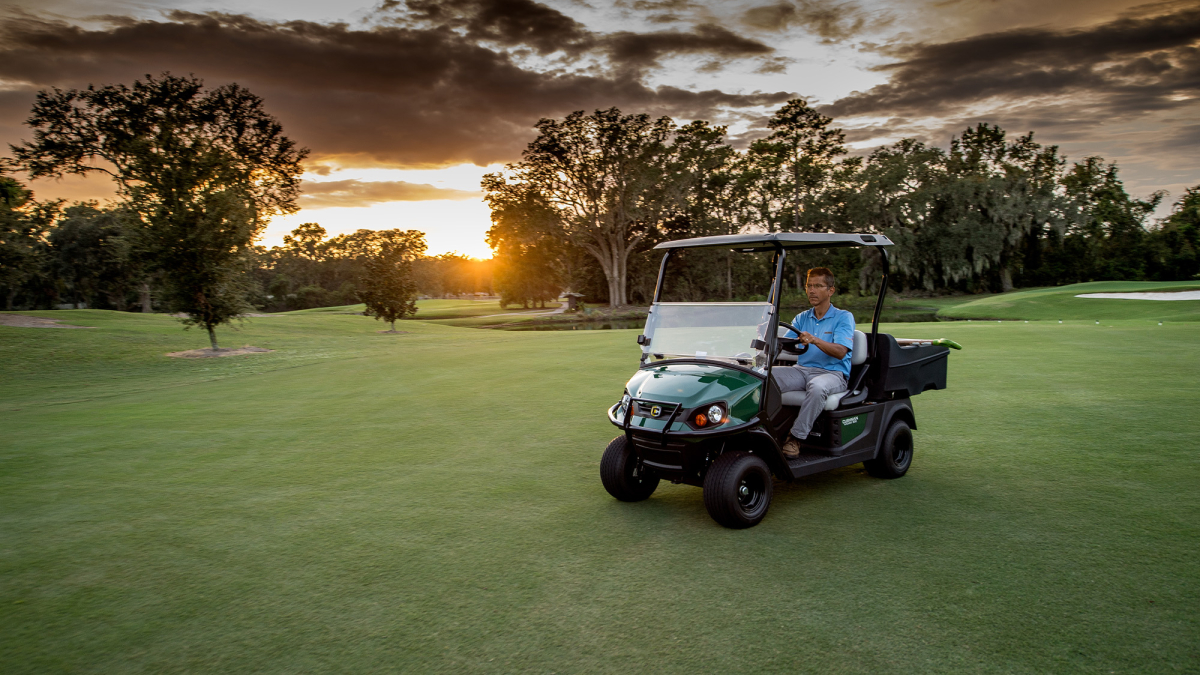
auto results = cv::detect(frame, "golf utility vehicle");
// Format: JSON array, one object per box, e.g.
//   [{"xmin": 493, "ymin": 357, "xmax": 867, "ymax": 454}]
[{"xmin": 602, "ymin": 233, "xmax": 953, "ymax": 528}]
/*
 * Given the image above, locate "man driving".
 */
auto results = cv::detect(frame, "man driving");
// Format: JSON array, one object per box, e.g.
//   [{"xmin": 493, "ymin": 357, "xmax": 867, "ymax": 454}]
[{"xmin": 775, "ymin": 267, "xmax": 854, "ymax": 459}]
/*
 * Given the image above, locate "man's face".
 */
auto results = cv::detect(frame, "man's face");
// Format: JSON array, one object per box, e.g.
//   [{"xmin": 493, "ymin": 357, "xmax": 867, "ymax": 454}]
[{"xmin": 806, "ymin": 274, "xmax": 835, "ymax": 306}]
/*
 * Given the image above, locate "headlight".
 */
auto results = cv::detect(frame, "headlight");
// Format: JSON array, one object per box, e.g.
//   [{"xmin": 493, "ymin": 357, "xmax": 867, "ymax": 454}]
[
  {"xmin": 706, "ymin": 405, "xmax": 725, "ymax": 425},
  {"xmin": 616, "ymin": 393, "xmax": 631, "ymax": 421},
  {"xmin": 689, "ymin": 402, "xmax": 727, "ymax": 429}
]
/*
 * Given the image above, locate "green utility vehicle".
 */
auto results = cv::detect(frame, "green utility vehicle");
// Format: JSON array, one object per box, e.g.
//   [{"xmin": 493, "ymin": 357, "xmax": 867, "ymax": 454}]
[{"xmin": 601, "ymin": 233, "xmax": 953, "ymax": 528}]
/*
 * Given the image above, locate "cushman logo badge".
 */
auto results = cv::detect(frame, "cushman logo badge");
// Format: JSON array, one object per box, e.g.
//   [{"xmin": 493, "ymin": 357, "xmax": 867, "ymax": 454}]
[
  {"xmin": 650, "ymin": 405, "xmax": 662, "ymax": 417},
  {"xmin": 842, "ymin": 416, "xmax": 859, "ymax": 426}
]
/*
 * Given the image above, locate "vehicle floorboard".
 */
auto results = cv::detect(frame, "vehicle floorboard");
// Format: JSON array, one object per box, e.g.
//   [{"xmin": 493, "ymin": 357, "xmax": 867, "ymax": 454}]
[{"xmin": 786, "ymin": 446, "xmax": 875, "ymax": 479}]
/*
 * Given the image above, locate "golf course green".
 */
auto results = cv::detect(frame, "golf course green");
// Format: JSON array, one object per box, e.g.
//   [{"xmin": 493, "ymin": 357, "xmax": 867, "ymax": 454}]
[
  {"xmin": 2, "ymin": 303, "xmax": 1197, "ymax": 672},
  {"xmin": 937, "ymin": 281, "xmax": 1200, "ymax": 322}
]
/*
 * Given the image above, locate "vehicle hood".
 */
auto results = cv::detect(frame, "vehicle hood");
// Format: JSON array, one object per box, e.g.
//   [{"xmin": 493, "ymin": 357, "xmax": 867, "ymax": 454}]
[{"xmin": 624, "ymin": 362, "xmax": 763, "ymax": 428}]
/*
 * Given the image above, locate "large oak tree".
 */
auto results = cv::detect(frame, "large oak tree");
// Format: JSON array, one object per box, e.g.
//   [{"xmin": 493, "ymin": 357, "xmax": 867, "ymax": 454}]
[
  {"xmin": 11, "ymin": 74, "xmax": 307, "ymax": 349},
  {"xmin": 493, "ymin": 108, "xmax": 676, "ymax": 307}
]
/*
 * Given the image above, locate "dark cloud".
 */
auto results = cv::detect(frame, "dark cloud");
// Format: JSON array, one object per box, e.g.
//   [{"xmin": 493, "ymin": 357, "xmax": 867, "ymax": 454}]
[
  {"xmin": 611, "ymin": 1, "xmax": 703, "ymax": 26},
  {"xmin": 823, "ymin": 6, "xmax": 1200, "ymax": 120},
  {"xmin": 602, "ymin": 23, "xmax": 773, "ymax": 72},
  {"xmin": 821, "ymin": 1, "xmax": 1200, "ymax": 208},
  {"xmin": 0, "ymin": 11, "xmax": 792, "ymax": 169},
  {"xmin": 299, "ymin": 180, "xmax": 481, "ymax": 208},
  {"xmin": 401, "ymin": 0, "xmax": 595, "ymax": 55},
  {"xmin": 396, "ymin": 0, "xmax": 774, "ymax": 73},
  {"xmin": 741, "ymin": 1, "xmax": 872, "ymax": 42},
  {"xmin": 754, "ymin": 55, "xmax": 794, "ymax": 74},
  {"xmin": 619, "ymin": 0, "xmax": 703, "ymax": 11}
]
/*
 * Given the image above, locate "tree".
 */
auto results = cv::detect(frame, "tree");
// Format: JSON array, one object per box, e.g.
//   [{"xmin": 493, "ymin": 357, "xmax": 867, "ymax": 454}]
[
  {"xmin": 11, "ymin": 74, "xmax": 307, "ymax": 349},
  {"xmin": 946, "ymin": 125, "xmax": 1068, "ymax": 291},
  {"xmin": 0, "ymin": 174, "xmax": 58, "ymax": 310},
  {"xmin": 853, "ymin": 125, "xmax": 1073, "ymax": 292},
  {"xmin": 665, "ymin": 121, "xmax": 747, "ymax": 300},
  {"xmin": 1147, "ymin": 186, "xmax": 1200, "ymax": 280},
  {"xmin": 483, "ymin": 175, "xmax": 565, "ymax": 308},
  {"xmin": 494, "ymin": 108, "xmax": 677, "ymax": 307},
  {"xmin": 1062, "ymin": 157, "xmax": 1163, "ymax": 281},
  {"xmin": 749, "ymin": 98, "xmax": 848, "ymax": 232},
  {"xmin": 48, "ymin": 203, "xmax": 139, "ymax": 310},
  {"xmin": 357, "ymin": 229, "xmax": 426, "ymax": 331}
]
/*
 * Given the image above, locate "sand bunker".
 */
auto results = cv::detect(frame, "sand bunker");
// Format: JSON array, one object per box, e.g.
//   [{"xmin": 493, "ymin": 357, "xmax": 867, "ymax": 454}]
[
  {"xmin": 0, "ymin": 314, "xmax": 94, "ymax": 328},
  {"xmin": 1076, "ymin": 291, "xmax": 1200, "ymax": 301},
  {"xmin": 167, "ymin": 346, "xmax": 275, "ymax": 358}
]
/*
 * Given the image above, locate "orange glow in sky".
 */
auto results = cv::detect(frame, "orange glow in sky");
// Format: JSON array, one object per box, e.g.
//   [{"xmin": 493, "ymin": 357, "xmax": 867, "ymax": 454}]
[{"xmin": 264, "ymin": 162, "xmax": 498, "ymax": 259}]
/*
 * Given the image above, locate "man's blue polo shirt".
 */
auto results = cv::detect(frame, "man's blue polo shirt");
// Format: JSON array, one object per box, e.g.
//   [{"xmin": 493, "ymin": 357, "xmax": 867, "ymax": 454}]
[{"xmin": 784, "ymin": 305, "xmax": 855, "ymax": 377}]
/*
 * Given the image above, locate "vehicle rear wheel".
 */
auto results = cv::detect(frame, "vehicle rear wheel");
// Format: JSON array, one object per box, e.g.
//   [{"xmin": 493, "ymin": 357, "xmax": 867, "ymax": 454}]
[
  {"xmin": 600, "ymin": 435, "xmax": 659, "ymax": 502},
  {"xmin": 864, "ymin": 420, "xmax": 913, "ymax": 478},
  {"xmin": 703, "ymin": 451, "xmax": 773, "ymax": 529}
]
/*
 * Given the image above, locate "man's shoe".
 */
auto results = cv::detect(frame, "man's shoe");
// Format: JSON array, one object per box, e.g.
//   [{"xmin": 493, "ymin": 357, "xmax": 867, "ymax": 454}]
[{"xmin": 782, "ymin": 436, "xmax": 801, "ymax": 459}]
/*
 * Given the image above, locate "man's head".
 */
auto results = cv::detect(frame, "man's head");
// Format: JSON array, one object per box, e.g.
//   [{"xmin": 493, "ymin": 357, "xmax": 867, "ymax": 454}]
[{"xmin": 806, "ymin": 267, "xmax": 836, "ymax": 307}]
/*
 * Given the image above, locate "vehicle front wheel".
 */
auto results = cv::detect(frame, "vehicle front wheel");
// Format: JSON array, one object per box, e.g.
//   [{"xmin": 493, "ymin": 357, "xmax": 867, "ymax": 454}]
[
  {"xmin": 864, "ymin": 420, "xmax": 913, "ymax": 479},
  {"xmin": 600, "ymin": 435, "xmax": 659, "ymax": 502},
  {"xmin": 703, "ymin": 451, "xmax": 773, "ymax": 529}
]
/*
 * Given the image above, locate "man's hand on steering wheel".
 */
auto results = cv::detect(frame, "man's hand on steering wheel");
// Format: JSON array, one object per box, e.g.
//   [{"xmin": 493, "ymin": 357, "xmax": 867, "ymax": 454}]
[{"xmin": 777, "ymin": 321, "xmax": 809, "ymax": 354}]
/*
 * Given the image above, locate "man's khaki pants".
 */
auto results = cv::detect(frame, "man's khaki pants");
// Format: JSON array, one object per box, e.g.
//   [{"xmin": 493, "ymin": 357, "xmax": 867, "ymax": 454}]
[{"xmin": 772, "ymin": 365, "xmax": 847, "ymax": 440}]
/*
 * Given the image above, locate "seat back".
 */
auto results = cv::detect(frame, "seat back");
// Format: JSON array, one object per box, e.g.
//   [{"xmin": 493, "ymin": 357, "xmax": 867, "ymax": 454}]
[
  {"xmin": 850, "ymin": 330, "xmax": 868, "ymax": 365},
  {"xmin": 776, "ymin": 329, "xmax": 872, "ymax": 410}
]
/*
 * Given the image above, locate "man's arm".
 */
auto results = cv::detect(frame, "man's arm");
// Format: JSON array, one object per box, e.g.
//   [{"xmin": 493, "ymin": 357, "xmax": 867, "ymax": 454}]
[
  {"xmin": 797, "ymin": 331, "xmax": 848, "ymax": 359},
  {"xmin": 799, "ymin": 313, "xmax": 853, "ymax": 359}
]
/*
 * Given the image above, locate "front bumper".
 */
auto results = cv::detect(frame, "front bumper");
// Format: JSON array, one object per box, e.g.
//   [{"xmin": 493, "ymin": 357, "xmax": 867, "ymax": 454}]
[{"xmin": 608, "ymin": 402, "xmax": 758, "ymax": 438}]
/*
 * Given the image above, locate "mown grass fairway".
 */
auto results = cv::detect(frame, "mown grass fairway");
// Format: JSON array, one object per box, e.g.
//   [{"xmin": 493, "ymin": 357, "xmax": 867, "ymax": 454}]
[
  {"xmin": 2, "ymin": 310, "xmax": 1198, "ymax": 673},
  {"xmin": 938, "ymin": 281, "xmax": 1200, "ymax": 322}
]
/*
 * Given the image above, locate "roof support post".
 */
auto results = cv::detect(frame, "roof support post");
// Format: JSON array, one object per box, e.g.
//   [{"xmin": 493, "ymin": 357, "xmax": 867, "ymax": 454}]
[
  {"xmin": 870, "ymin": 247, "xmax": 890, "ymax": 358},
  {"xmin": 760, "ymin": 244, "xmax": 787, "ymax": 417},
  {"xmin": 652, "ymin": 250, "xmax": 673, "ymax": 304}
]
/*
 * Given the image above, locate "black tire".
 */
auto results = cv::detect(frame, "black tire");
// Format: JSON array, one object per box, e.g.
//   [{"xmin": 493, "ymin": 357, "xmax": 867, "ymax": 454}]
[
  {"xmin": 702, "ymin": 451, "xmax": 773, "ymax": 529},
  {"xmin": 864, "ymin": 420, "xmax": 914, "ymax": 479},
  {"xmin": 600, "ymin": 435, "xmax": 659, "ymax": 502}
]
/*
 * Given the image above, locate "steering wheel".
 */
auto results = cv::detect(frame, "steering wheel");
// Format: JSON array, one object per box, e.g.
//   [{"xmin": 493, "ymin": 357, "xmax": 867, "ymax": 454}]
[{"xmin": 777, "ymin": 321, "xmax": 809, "ymax": 354}]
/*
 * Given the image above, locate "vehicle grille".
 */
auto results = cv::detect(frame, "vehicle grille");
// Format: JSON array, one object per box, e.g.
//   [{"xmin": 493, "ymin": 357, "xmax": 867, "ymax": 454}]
[
  {"xmin": 629, "ymin": 432, "xmax": 689, "ymax": 470},
  {"xmin": 632, "ymin": 399, "xmax": 680, "ymax": 420}
]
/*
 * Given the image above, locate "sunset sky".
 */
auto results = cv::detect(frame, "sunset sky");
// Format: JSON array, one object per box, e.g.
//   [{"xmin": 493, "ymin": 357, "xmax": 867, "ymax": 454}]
[{"xmin": 1, "ymin": 0, "xmax": 1197, "ymax": 259}]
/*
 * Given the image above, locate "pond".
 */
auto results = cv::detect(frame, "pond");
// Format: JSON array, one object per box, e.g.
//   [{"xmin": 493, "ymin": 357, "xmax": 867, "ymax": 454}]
[{"xmin": 502, "ymin": 320, "xmax": 645, "ymax": 331}]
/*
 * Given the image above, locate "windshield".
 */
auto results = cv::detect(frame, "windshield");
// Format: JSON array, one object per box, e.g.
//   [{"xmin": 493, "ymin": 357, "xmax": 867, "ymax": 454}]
[{"xmin": 642, "ymin": 302, "xmax": 773, "ymax": 367}]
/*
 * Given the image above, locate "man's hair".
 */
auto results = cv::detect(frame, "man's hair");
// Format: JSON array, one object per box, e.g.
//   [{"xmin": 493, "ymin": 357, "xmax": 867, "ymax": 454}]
[{"xmin": 807, "ymin": 267, "xmax": 836, "ymax": 289}]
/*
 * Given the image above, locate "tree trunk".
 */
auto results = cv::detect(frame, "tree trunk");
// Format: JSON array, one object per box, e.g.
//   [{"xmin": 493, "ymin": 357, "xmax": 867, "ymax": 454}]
[
  {"xmin": 139, "ymin": 283, "xmax": 153, "ymax": 313},
  {"xmin": 793, "ymin": 187, "xmax": 801, "ymax": 231},
  {"xmin": 585, "ymin": 237, "xmax": 625, "ymax": 308},
  {"xmin": 390, "ymin": 319, "xmax": 396, "ymax": 331},
  {"xmin": 614, "ymin": 240, "xmax": 630, "ymax": 307},
  {"xmin": 207, "ymin": 326, "xmax": 219, "ymax": 350},
  {"xmin": 607, "ymin": 274, "xmax": 621, "ymax": 308},
  {"xmin": 1000, "ymin": 267, "xmax": 1014, "ymax": 293},
  {"xmin": 5, "ymin": 288, "xmax": 15, "ymax": 310}
]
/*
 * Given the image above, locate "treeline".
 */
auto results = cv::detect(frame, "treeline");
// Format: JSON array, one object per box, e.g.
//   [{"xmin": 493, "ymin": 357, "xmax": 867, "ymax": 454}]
[
  {"xmin": 485, "ymin": 102, "xmax": 1200, "ymax": 307},
  {"xmin": 1, "ymin": 74, "xmax": 486, "ymax": 347},
  {"xmin": 250, "ymin": 223, "xmax": 493, "ymax": 312},
  {"xmin": 5, "ymin": 80, "xmax": 1197, "ymax": 329},
  {"xmin": 0, "ymin": 196, "xmax": 493, "ymax": 312}
]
